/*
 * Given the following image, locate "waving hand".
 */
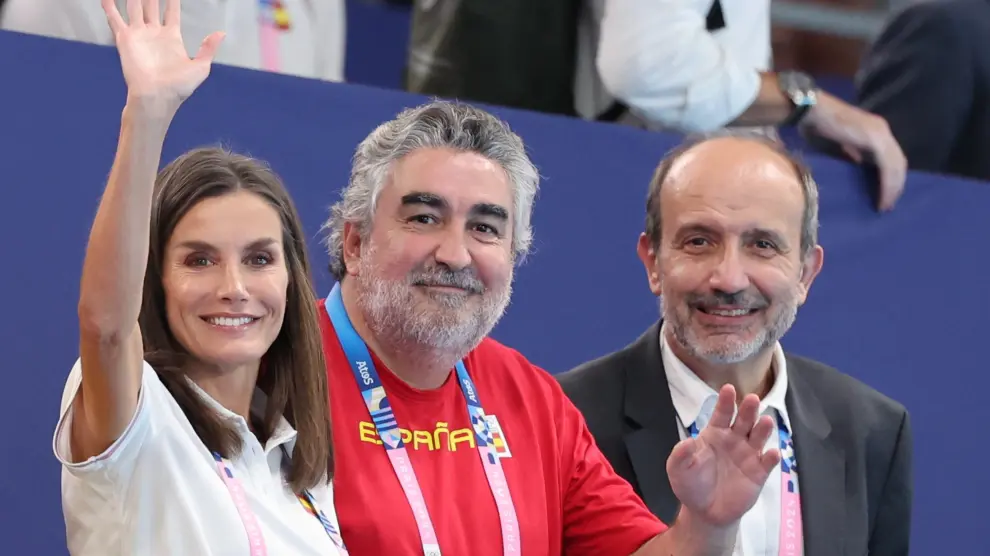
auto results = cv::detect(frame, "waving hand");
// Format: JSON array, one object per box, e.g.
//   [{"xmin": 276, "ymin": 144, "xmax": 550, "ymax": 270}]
[
  {"xmin": 103, "ymin": 0, "xmax": 224, "ymax": 106},
  {"xmin": 667, "ymin": 385, "xmax": 781, "ymax": 526}
]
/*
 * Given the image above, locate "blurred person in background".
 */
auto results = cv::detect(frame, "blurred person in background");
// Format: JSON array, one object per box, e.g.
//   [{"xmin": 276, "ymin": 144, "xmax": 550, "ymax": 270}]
[
  {"xmin": 594, "ymin": 0, "xmax": 908, "ymax": 212},
  {"xmin": 855, "ymin": 0, "xmax": 990, "ymax": 182},
  {"xmin": 0, "ymin": 0, "xmax": 346, "ymax": 82},
  {"xmin": 406, "ymin": 0, "xmax": 908, "ymax": 212},
  {"xmin": 405, "ymin": 0, "xmax": 597, "ymax": 123}
]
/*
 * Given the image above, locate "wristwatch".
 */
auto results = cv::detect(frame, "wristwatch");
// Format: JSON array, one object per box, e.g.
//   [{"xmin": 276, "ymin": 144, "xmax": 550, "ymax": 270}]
[{"xmin": 777, "ymin": 71, "xmax": 818, "ymax": 126}]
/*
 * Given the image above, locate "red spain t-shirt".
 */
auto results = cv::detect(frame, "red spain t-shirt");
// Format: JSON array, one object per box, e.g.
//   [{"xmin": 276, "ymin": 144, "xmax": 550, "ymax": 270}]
[{"xmin": 318, "ymin": 301, "xmax": 668, "ymax": 555}]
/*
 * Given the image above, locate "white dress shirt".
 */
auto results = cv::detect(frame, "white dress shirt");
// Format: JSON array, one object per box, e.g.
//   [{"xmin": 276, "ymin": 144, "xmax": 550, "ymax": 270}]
[
  {"xmin": 54, "ymin": 358, "xmax": 344, "ymax": 555},
  {"xmin": 595, "ymin": 0, "xmax": 772, "ymax": 132},
  {"xmin": 661, "ymin": 324, "xmax": 802, "ymax": 556},
  {"xmin": 1, "ymin": 0, "xmax": 345, "ymax": 82}
]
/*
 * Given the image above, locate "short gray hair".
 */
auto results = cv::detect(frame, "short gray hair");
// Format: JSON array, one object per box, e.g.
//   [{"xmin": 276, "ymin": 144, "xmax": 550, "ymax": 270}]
[
  {"xmin": 323, "ymin": 100, "xmax": 541, "ymax": 280},
  {"xmin": 644, "ymin": 130, "xmax": 820, "ymax": 257}
]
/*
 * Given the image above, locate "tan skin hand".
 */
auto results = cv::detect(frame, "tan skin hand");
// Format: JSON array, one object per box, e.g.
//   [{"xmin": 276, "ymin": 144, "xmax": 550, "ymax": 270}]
[
  {"xmin": 803, "ymin": 92, "xmax": 908, "ymax": 212},
  {"xmin": 103, "ymin": 0, "xmax": 225, "ymax": 107},
  {"xmin": 666, "ymin": 384, "xmax": 781, "ymax": 527}
]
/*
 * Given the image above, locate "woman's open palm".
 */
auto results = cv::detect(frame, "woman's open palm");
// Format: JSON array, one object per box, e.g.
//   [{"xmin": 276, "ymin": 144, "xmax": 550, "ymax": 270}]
[{"xmin": 103, "ymin": 0, "xmax": 224, "ymax": 105}]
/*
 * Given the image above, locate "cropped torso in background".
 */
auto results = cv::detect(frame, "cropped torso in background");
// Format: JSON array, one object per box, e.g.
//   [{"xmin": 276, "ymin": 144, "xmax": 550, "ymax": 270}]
[{"xmin": 1, "ymin": 0, "xmax": 346, "ymax": 82}]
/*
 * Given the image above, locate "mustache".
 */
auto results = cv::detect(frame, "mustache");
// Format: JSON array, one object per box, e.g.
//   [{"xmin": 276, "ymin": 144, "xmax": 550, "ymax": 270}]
[
  {"xmin": 409, "ymin": 265, "xmax": 485, "ymax": 294},
  {"xmin": 686, "ymin": 289, "xmax": 769, "ymax": 310}
]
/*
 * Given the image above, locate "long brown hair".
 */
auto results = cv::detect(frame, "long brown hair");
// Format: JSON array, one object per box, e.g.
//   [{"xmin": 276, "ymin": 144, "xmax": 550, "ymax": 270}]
[{"xmin": 139, "ymin": 146, "xmax": 333, "ymax": 492}]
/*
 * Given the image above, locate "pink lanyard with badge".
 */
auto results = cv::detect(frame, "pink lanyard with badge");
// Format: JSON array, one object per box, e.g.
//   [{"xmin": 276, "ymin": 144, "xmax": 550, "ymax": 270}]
[
  {"xmin": 212, "ymin": 446, "xmax": 348, "ymax": 555},
  {"xmin": 258, "ymin": 0, "xmax": 288, "ymax": 71}
]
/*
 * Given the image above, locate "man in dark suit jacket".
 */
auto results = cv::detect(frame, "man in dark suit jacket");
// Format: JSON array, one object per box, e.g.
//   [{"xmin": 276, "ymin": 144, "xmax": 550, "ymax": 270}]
[
  {"xmin": 558, "ymin": 131, "xmax": 913, "ymax": 555},
  {"xmin": 855, "ymin": 0, "xmax": 990, "ymax": 181}
]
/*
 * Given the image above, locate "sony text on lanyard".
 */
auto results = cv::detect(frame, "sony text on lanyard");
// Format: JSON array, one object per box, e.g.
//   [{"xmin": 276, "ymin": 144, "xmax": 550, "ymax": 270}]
[
  {"xmin": 326, "ymin": 283, "xmax": 521, "ymax": 556},
  {"xmin": 688, "ymin": 414, "xmax": 804, "ymax": 556},
  {"xmin": 211, "ymin": 447, "xmax": 348, "ymax": 555}
]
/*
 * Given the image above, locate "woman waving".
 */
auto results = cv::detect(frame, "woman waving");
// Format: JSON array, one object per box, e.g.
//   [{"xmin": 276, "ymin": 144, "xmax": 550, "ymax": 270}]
[{"xmin": 55, "ymin": 1, "xmax": 344, "ymax": 554}]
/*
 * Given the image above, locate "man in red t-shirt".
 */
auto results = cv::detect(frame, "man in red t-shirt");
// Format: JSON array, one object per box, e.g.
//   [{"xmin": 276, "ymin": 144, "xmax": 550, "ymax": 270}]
[{"xmin": 317, "ymin": 100, "xmax": 783, "ymax": 556}]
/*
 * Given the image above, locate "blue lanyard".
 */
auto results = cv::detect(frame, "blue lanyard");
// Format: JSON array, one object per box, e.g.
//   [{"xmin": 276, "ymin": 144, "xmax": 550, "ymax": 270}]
[{"xmin": 325, "ymin": 282, "xmax": 521, "ymax": 555}]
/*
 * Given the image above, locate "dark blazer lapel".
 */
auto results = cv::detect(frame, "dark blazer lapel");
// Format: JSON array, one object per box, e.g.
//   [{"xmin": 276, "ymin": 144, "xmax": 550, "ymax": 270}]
[
  {"xmin": 785, "ymin": 355, "xmax": 846, "ymax": 556},
  {"xmin": 622, "ymin": 321, "xmax": 684, "ymax": 524}
]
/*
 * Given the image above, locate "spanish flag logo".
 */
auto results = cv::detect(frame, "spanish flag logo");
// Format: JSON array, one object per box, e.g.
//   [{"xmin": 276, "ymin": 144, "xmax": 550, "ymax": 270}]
[
  {"xmin": 297, "ymin": 494, "xmax": 317, "ymax": 518},
  {"xmin": 261, "ymin": 0, "xmax": 292, "ymax": 31},
  {"xmin": 272, "ymin": 0, "xmax": 291, "ymax": 31},
  {"xmin": 484, "ymin": 415, "xmax": 512, "ymax": 458}
]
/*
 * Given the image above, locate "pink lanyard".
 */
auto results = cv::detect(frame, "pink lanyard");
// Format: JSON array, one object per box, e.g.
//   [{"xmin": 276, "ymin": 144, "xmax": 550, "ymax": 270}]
[
  {"xmin": 258, "ymin": 0, "xmax": 285, "ymax": 71},
  {"xmin": 776, "ymin": 422, "xmax": 803, "ymax": 555},
  {"xmin": 212, "ymin": 449, "xmax": 348, "ymax": 555},
  {"xmin": 689, "ymin": 414, "xmax": 803, "ymax": 555}
]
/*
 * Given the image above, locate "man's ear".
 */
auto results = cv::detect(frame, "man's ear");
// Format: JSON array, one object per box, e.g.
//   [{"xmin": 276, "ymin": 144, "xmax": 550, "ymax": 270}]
[
  {"xmin": 795, "ymin": 245, "xmax": 824, "ymax": 305},
  {"xmin": 341, "ymin": 221, "xmax": 364, "ymax": 277},
  {"xmin": 637, "ymin": 233, "xmax": 663, "ymax": 296}
]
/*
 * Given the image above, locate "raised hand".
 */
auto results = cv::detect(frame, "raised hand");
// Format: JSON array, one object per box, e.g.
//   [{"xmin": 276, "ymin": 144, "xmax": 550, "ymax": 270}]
[
  {"xmin": 666, "ymin": 384, "xmax": 781, "ymax": 527},
  {"xmin": 103, "ymin": 0, "xmax": 224, "ymax": 109},
  {"xmin": 801, "ymin": 92, "xmax": 907, "ymax": 212}
]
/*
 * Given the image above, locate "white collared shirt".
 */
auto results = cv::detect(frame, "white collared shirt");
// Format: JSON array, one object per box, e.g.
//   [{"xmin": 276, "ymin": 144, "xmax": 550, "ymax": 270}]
[
  {"xmin": 593, "ymin": 0, "xmax": 771, "ymax": 133},
  {"xmin": 661, "ymin": 324, "xmax": 802, "ymax": 556},
  {"xmin": 53, "ymin": 358, "xmax": 343, "ymax": 556}
]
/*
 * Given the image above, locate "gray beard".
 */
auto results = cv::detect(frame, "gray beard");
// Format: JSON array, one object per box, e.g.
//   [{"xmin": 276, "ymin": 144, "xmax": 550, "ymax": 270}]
[
  {"xmin": 659, "ymin": 287, "xmax": 798, "ymax": 365},
  {"xmin": 355, "ymin": 269, "xmax": 513, "ymax": 364}
]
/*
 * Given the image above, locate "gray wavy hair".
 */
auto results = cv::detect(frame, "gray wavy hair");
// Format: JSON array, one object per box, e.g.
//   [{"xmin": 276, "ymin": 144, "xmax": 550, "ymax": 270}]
[{"xmin": 323, "ymin": 100, "xmax": 541, "ymax": 280}]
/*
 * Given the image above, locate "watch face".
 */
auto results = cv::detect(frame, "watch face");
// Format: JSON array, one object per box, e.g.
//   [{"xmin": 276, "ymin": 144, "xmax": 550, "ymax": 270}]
[
  {"xmin": 782, "ymin": 72, "xmax": 817, "ymax": 106},
  {"xmin": 794, "ymin": 89, "xmax": 817, "ymax": 107}
]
